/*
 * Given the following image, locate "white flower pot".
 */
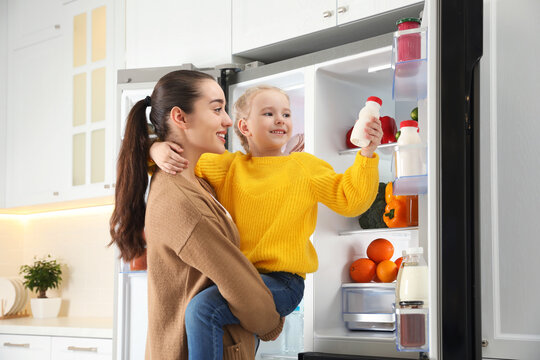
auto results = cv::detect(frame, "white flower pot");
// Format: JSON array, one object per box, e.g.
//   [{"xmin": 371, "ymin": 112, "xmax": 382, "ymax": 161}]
[{"xmin": 30, "ymin": 298, "xmax": 62, "ymax": 318}]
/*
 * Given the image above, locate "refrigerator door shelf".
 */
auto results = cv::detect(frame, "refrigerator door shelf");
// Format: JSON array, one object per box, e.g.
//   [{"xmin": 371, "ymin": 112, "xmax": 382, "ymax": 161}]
[{"xmin": 392, "ymin": 28, "xmax": 428, "ymax": 101}]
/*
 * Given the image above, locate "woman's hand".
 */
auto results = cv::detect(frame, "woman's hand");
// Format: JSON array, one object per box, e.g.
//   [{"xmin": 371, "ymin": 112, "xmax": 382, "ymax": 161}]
[
  {"xmin": 360, "ymin": 116, "xmax": 383, "ymax": 158},
  {"xmin": 149, "ymin": 141, "xmax": 188, "ymax": 175}
]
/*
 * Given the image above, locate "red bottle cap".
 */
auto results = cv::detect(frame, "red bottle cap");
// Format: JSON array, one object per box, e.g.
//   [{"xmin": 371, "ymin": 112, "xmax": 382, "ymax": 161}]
[
  {"xmin": 366, "ymin": 96, "xmax": 382, "ymax": 106},
  {"xmin": 400, "ymin": 120, "xmax": 418, "ymax": 128}
]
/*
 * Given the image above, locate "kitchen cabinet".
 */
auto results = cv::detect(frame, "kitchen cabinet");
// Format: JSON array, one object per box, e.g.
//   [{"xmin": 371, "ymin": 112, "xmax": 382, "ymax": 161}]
[
  {"xmin": 0, "ymin": 334, "xmax": 51, "ymax": 360},
  {"xmin": 232, "ymin": 0, "xmax": 423, "ymax": 60},
  {"xmin": 232, "ymin": 0, "xmax": 336, "ymax": 55},
  {"xmin": 0, "ymin": 334, "xmax": 112, "ymax": 360},
  {"xmin": 51, "ymin": 336, "xmax": 112, "ymax": 360},
  {"xmin": 336, "ymin": 0, "xmax": 421, "ymax": 26},
  {"xmin": 125, "ymin": 0, "xmax": 232, "ymax": 69},
  {"xmin": 4, "ymin": 0, "xmax": 117, "ymax": 208}
]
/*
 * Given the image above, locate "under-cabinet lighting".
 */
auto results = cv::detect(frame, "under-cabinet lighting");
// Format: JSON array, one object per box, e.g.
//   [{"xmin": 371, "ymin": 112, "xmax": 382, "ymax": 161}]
[{"xmin": 367, "ymin": 63, "xmax": 392, "ymax": 73}]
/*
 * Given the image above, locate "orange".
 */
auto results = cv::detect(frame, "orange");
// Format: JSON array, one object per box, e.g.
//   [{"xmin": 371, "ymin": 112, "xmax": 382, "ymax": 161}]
[
  {"xmin": 349, "ymin": 258, "xmax": 376, "ymax": 283},
  {"xmin": 376, "ymin": 260, "xmax": 398, "ymax": 283},
  {"xmin": 395, "ymin": 256, "xmax": 403, "ymax": 269},
  {"xmin": 367, "ymin": 238, "xmax": 394, "ymax": 263}
]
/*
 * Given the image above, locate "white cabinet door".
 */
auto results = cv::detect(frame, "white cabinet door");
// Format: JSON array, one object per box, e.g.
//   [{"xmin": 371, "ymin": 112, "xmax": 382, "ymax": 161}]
[
  {"xmin": 232, "ymin": 0, "xmax": 336, "ymax": 54},
  {"xmin": 4, "ymin": 0, "xmax": 116, "ymax": 208},
  {"xmin": 51, "ymin": 337, "xmax": 112, "ymax": 360},
  {"xmin": 125, "ymin": 0, "xmax": 232, "ymax": 69},
  {"xmin": 0, "ymin": 334, "xmax": 51, "ymax": 360},
  {"xmin": 337, "ymin": 0, "xmax": 422, "ymax": 26},
  {"xmin": 480, "ymin": 0, "xmax": 540, "ymax": 359},
  {"xmin": 6, "ymin": 30, "xmax": 71, "ymax": 207}
]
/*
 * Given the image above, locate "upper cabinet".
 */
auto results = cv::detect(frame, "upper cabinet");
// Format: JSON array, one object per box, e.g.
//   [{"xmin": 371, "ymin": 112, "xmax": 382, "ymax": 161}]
[
  {"xmin": 232, "ymin": 0, "xmax": 423, "ymax": 62},
  {"xmin": 232, "ymin": 0, "xmax": 336, "ymax": 54},
  {"xmin": 4, "ymin": 0, "xmax": 117, "ymax": 209},
  {"xmin": 125, "ymin": 0, "xmax": 232, "ymax": 69},
  {"xmin": 336, "ymin": 0, "xmax": 421, "ymax": 25}
]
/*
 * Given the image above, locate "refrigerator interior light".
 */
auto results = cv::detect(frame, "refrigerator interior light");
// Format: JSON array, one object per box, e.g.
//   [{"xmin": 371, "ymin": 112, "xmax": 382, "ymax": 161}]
[{"xmin": 367, "ymin": 63, "xmax": 392, "ymax": 73}]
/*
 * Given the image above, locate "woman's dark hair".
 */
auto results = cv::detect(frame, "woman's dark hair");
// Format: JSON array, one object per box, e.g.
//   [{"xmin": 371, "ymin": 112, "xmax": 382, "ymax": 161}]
[{"xmin": 109, "ymin": 70, "xmax": 215, "ymax": 261}]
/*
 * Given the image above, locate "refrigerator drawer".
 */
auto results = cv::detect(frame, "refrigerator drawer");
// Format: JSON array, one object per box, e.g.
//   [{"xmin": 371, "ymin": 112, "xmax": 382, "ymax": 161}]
[{"xmin": 343, "ymin": 313, "xmax": 396, "ymax": 331}]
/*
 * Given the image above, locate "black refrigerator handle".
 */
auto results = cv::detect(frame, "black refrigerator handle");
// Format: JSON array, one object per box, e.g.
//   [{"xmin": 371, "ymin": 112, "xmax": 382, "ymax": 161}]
[{"xmin": 439, "ymin": 0, "xmax": 483, "ymax": 359}]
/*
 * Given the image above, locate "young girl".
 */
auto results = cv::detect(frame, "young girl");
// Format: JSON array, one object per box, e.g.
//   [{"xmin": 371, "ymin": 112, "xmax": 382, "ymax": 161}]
[
  {"xmin": 150, "ymin": 85, "xmax": 383, "ymax": 359},
  {"xmin": 110, "ymin": 73, "xmax": 284, "ymax": 360}
]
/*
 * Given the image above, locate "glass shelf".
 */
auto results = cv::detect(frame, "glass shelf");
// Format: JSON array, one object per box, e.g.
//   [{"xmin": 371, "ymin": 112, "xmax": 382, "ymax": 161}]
[
  {"xmin": 339, "ymin": 143, "xmax": 397, "ymax": 156},
  {"xmin": 339, "ymin": 227, "xmax": 418, "ymax": 236},
  {"xmin": 314, "ymin": 328, "xmax": 396, "ymax": 342}
]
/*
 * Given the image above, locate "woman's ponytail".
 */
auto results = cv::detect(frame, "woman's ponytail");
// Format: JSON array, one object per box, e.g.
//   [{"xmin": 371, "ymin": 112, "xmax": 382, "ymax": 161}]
[{"xmin": 109, "ymin": 99, "xmax": 150, "ymax": 262}]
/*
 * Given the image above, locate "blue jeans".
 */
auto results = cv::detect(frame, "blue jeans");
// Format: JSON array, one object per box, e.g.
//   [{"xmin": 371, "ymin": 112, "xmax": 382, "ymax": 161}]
[{"xmin": 185, "ymin": 272, "xmax": 305, "ymax": 360}]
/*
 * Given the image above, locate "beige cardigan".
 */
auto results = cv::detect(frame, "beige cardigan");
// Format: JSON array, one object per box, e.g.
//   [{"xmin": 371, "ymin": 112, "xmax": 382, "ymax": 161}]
[{"xmin": 144, "ymin": 170, "xmax": 283, "ymax": 360}]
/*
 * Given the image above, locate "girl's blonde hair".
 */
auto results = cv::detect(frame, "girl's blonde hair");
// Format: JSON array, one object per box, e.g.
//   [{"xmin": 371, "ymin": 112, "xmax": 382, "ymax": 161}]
[{"xmin": 233, "ymin": 85, "xmax": 290, "ymax": 153}]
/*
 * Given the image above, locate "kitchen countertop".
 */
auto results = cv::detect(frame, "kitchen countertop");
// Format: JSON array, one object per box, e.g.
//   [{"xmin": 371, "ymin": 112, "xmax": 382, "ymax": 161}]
[{"xmin": 0, "ymin": 317, "xmax": 113, "ymax": 339}]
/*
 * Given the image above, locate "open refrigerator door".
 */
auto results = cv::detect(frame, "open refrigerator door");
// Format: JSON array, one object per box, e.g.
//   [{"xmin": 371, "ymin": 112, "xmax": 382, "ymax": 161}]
[{"xmin": 226, "ymin": 6, "xmax": 437, "ymax": 355}]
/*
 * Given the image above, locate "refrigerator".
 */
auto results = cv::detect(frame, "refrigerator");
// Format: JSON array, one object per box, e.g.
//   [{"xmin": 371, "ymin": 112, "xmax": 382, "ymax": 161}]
[{"xmin": 113, "ymin": 0, "xmax": 486, "ymax": 358}]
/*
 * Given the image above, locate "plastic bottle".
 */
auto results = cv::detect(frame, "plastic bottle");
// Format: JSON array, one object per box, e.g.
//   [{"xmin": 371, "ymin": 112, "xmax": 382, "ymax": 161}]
[
  {"xmin": 395, "ymin": 247, "xmax": 428, "ymax": 305},
  {"xmin": 283, "ymin": 305, "xmax": 304, "ymax": 354},
  {"xmin": 395, "ymin": 120, "xmax": 423, "ymax": 177},
  {"xmin": 349, "ymin": 96, "xmax": 382, "ymax": 147}
]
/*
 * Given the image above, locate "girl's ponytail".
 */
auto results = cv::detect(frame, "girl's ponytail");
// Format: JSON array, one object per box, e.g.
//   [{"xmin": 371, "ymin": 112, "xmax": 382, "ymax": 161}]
[{"xmin": 109, "ymin": 99, "xmax": 149, "ymax": 262}]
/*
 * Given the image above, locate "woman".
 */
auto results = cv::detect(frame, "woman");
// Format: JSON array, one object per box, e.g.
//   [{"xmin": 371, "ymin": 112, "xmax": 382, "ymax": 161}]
[{"xmin": 109, "ymin": 70, "xmax": 283, "ymax": 359}]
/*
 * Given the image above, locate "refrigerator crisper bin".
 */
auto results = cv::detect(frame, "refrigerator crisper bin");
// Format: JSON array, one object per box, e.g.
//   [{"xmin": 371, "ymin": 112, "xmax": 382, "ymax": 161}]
[{"xmin": 341, "ymin": 283, "xmax": 396, "ymax": 331}]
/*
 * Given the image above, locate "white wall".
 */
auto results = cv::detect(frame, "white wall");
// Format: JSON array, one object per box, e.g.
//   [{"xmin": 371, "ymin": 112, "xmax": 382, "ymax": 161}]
[
  {"xmin": 0, "ymin": 0, "xmax": 7, "ymax": 207},
  {"xmin": 0, "ymin": 206, "xmax": 115, "ymax": 318}
]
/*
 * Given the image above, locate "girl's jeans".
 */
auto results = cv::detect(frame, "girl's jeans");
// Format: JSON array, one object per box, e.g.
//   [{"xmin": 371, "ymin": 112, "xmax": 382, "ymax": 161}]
[{"xmin": 185, "ymin": 271, "xmax": 305, "ymax": 360}]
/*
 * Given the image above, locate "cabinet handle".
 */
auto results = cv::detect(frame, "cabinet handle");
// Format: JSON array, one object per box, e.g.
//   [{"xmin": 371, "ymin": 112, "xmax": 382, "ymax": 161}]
[
  {"xmin": 322, "ymin": 10, "xmax": 333, "ymax": 18},
  {"xmin": 104, "ymin": 184, "xmax": 111, "ymax": 189},
  {"xmin": 67, "ymin": 346, "xmax": 98, "ymax": 352},
  {"xmin": 3, "ymin": 342, "xmax": 30, "ymax": 348},
  {"xmin": 337, "ymin": 6, "xmax": 348, "ymax": 14},
  {"xmin": 53, "ymin": 191, "xmax": 59, "ymax": 196}
]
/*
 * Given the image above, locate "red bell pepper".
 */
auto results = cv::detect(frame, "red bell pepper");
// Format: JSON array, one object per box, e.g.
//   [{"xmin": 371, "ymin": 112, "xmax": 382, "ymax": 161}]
[{"xmin": 380, "ymin": 116, "xmax": 397, "ymax": 144}]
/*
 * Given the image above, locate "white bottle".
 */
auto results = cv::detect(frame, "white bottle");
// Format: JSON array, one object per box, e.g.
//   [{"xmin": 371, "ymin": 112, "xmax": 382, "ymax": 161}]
[
  {"xmin": 395, "ymin": 247, "xmax": 429, "ymax": 306},
  {"xmin": 350, "ymin": 96, "xmax": 382, "ymax": 147},
  {"xmin": 396, "ymin": 120, "xmax": 423, "ymax": 177},
  {"xmin": 283, "ymin": 305, "xmax": 304, "ymax": 354}
]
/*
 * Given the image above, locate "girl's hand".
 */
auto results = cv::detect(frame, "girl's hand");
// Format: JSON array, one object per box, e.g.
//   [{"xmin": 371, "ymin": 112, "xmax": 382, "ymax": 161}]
[
  {"xmin": 149, "ymin": 141, "xmax": 188, "ymax": 175},
  {"xmin": 360, "ymin": 116, "xmax": 383, "ymax": 158}
]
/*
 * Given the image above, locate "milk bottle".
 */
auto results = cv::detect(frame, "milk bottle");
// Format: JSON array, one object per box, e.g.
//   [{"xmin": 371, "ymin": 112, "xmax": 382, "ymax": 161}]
[
  {"xmin": 350, "ymin": 96, "xmax": 382, "ymax": 148},
  {"xmin": 395, "ymin": 120, "xmax": 424, "ymax": 177},
  {"xmin": 395, "ymin": 247, "xmax": 428, "ymax": 305}
]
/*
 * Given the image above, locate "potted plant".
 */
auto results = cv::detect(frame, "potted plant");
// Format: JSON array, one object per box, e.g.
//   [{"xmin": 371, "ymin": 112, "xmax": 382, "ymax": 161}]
[{"xmin": 19, "ymin": 255, "xmax": 63, "ymax": 318}]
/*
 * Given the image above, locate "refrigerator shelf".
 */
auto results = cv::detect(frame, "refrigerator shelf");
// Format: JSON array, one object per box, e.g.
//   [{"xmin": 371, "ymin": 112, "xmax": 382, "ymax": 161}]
[
  {"xmin": 338, "ymin": 227, "xmax": 418, "ymax": 236},
  {"xmin": 338, "ymin": 143, "xmax": 396, "ymax": 156}
]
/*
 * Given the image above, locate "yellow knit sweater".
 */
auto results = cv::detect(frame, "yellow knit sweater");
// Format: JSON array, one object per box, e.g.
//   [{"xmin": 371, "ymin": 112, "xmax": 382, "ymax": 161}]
[{"xmin": 195, "ymin": 151, "xmax": 379, "ymax": 278}]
